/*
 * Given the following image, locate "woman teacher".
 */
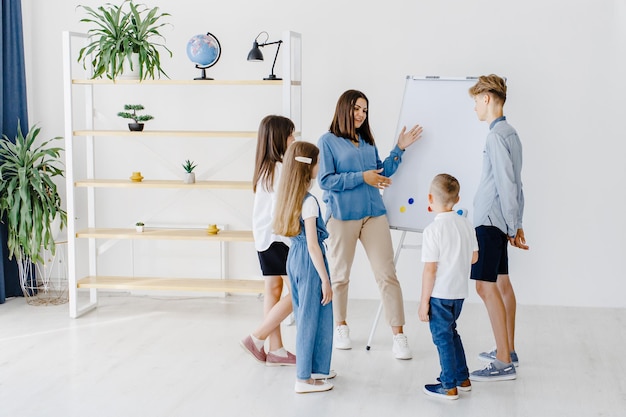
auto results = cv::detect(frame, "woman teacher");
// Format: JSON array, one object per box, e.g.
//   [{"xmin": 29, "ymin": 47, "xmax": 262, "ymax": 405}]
[{"xmin": 317, "ymin": 89, "xmax": 422, "ymax": 359}]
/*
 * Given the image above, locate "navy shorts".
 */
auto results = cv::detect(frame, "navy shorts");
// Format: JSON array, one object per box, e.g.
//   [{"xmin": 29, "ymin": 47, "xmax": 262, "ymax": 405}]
[
  {"xmin": 471, "ymin": 225, "xmax": 509, "ymax": 282},
  {"xmin": 257, "ymin": 242, "xmax": 289, "ymax": 276}
]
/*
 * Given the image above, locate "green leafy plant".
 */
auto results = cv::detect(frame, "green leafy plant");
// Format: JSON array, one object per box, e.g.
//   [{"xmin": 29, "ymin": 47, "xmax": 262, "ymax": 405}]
[
  {"xmin": 77, "ymin": 0, "xmax": 172, "ymax": 80},
  {"xmin": 182, "ymin": 160, "xmax": 197, "ymax": 173},
  {"xmin": 117, "ymin": 104, "xmax": 154, "ymax": 124},
  {"xmin": 0, "ymin": 122, "xmax": 67, "ymax": 264},
  {"xmin": 135, "ymin": 221, "xmax": 144, "ymax": 226}
]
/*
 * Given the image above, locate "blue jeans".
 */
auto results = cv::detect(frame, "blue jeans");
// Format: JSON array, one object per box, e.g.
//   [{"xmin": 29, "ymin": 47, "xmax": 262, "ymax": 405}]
[
  {"xmin": 429, "ymin": 297, "xmax": 469, "ymax": 389},
  {"xmin": 288, "ymin": 241, "xmax": 333, "ymax": 380}
]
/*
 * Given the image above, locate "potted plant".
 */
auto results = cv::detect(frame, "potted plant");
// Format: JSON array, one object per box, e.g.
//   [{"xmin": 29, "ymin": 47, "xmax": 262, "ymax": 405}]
[
  {"xmin": 135, "ymin": 222, "xmax": 145, "ymax": 232},
  {"xmin": 182, "ymin": 159, "xmax": 197, "ymax": 184},
  {"xmin": 0, "ymin": 122, "xmax": 67, "ymax": 302},
  {"xmin": 77, "ymin": 0, "xmax": 172, "ymax": 80},
  {"xmin": 118, "ymin": 104, "xmax": 154, "ymax": 131}
]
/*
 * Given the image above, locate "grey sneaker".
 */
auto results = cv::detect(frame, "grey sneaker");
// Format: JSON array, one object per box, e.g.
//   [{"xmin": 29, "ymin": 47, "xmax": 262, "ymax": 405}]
[
  {"xmin": 469, "ymin": 362, "xmax": 517, "ymax": 381},
  {"xmin": 478, "ymin": 348, "xmax": 519, "ymax": 367}
]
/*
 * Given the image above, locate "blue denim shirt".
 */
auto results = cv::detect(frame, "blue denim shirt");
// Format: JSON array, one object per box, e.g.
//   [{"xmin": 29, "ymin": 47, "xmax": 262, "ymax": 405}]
[
  {"xmin": 473, "ymin": 116, "xmax": 525, "ymax": 237},
  {"xmin": 317, "ymin": 131, "xmax": 404, "ymax": 221}
]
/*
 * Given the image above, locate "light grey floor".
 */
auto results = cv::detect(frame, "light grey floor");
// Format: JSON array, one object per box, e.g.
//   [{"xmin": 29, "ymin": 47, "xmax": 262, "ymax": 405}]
[{"xmin": 1, "ymin": 293, "xmax": 624, "ymax": 417}]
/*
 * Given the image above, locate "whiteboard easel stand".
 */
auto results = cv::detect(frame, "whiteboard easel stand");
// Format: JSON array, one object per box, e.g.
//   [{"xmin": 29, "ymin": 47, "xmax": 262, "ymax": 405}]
[{"xmin": 366, "ymin": 229, "xmax": 421, "ymax": 350}]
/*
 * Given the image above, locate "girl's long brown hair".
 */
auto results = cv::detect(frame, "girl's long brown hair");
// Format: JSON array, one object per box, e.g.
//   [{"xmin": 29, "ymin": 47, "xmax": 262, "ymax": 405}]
[
  {"xmin": 273, "ymin": 141, "xmax": 319, "ymax": 237},
  {"xmin": 329, "ymin": 89, "xmax": 375, "ymax": 146},
  {"xmin": 252, "ymin": 115, "xmax": 295, "ymax": 193}
]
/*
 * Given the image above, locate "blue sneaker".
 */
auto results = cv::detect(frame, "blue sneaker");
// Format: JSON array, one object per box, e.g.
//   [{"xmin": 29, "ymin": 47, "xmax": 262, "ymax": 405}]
[
  {"xmin": 437, "ymin": 377, "xmax": 472, "ymax": 392},
  {"xmin": 423, "ymin": 383, "xmax": 459, "ymax": 400},
  {"xmin": 469, "ymin": 362, "xmax": 517, "ymax": 381},
  {"xmin": 478, "ymin": 348, "xmax": 519, "ymax": 367}
]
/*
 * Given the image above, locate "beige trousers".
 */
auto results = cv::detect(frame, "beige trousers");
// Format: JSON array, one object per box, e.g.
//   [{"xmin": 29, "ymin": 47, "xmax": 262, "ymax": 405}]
[{"xmin": 326, "ymin": 215, "xmax": 405, "ymax": 327}]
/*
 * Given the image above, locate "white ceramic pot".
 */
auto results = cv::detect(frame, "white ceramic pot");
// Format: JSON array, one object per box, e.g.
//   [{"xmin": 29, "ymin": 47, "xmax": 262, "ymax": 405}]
[
  {"xmin": 184, "ymin": 172, "xmax": 196, "ymax": 184},
  {"xmin": 119, "ymin": 53, "xmax": 140, "ymax": 80}
]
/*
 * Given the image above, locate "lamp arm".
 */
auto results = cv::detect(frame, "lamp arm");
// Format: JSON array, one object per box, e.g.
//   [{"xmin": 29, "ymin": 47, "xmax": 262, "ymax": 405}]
[
  {"xmin": 258, "ymin": 40, "xmax": 282, "ymax": 47},
  {"xmin": 268, "ymin": 40, "xmax": 282, "ymax": 78}
]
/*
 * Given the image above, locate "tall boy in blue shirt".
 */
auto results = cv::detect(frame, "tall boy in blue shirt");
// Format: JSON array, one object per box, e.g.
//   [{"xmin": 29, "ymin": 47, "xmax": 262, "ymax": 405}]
[{"xmin": 467, "ymin": 74, "xmax": 529, "ymax": 382}]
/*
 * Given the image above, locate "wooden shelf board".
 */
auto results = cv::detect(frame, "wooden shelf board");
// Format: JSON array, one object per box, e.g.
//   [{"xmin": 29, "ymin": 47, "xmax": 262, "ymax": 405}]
[
  {"xmin": 75, "ymin": 179, "xmax": 252, "ymax": 190},
  {"xmin": 72, "ymin": 79, "xmax": 286, "ymax": 86},
  {"xmin": 72, "ymin": 79, "xmax": 301, "ymax": 86},
  {"xmin": 77, "ymin": 276, "xmax": 265, "ymax": 293},
  {"xmin": 73, "ymin": 130, "xmax": 258, "ymax": 138},
  {"xmin": 76, "ymin": 228, "xmax": 254, "ymax": 241}
]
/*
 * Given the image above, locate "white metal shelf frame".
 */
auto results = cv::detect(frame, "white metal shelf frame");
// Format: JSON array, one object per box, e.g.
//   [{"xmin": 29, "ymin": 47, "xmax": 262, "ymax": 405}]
[{"xmin": 62, "ymin": 30, "xmax": 302, "ymax": 318}]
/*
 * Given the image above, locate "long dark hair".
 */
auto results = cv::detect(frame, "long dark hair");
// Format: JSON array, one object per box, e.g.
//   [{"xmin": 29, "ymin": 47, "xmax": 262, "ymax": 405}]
[
  {"xmin": 252, "ymin": 115, "xmax": 295, "ymax": 193},
  {"xmin": 329, "ymin": 89, "xmax": 375, "ymax": 146}
]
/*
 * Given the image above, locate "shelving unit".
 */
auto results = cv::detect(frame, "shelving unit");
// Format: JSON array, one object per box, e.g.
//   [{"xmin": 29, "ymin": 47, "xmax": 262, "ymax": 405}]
[{"xmin": 62, "ymin": 30, "xmax": 302, "ymax": 318}]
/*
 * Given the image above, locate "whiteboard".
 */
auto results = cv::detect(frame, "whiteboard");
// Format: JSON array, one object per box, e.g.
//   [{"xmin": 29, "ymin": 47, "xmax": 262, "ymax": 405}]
[{"xmin": 383, "ymin": 76, "xmax": 488, "ymax": 232}]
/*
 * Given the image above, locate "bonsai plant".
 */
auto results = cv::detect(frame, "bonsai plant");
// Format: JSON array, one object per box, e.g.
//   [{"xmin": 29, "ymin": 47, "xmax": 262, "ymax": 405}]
[
  {"xmin": 77, "ymin": 0, "xmax": 172, "ymax": 80},
  {"xmin": 135, "ymin": 221, "xmax": 144, "ymax": 232},
  {"xmin": 118, "ymin": 104, "xmax": 154, "ymax": 131},
  {"xmin": 0, "ymin": 122, "xmax": 67, "ymax": 301},
  {"xmin": 182, "ymin": 159, "xmax": 197, "ymax": 184}
]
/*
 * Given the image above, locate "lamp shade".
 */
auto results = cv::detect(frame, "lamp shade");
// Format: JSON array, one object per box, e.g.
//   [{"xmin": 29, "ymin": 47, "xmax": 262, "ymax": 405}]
[{"xmin": 246, "ymin": 41, "xmax": 264, "ymax": 61}]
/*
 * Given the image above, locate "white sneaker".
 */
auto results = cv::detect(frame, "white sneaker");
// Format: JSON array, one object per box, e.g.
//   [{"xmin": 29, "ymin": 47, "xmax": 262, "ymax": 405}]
[
  {"xmin": 334, "ymin": 325, "xmax": 352, "ymax": 350},
  {"xmin": 294, "ymin": 380, "xmax": 334, "ymax": 393},
  {"xmin": 392, "ymin": 333, "xmax": 412, "ymax": 360},
  {"xmin": 312, "ymin": 370, "xmax": 337, "ymax": 380}
]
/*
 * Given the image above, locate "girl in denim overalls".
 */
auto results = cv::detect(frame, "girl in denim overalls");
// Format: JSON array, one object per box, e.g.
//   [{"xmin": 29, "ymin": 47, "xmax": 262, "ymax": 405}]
[{"xmin": 274, "ymin": 141, "xmax": 334, "ymax": 394}]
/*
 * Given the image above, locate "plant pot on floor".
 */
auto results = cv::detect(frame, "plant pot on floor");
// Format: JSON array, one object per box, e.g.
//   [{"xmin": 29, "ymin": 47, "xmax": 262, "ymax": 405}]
[{"xmin": 128, "ymin": 123, "xmax": 144, "ymax": 132}]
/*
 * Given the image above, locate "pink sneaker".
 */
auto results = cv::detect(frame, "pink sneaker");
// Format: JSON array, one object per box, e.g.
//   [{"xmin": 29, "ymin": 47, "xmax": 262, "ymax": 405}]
[
  {"xmin": 240, "ymin": 335, "xmax": 266, "ymax": 363},
  {"xmin": 265, "ymin": 351, "xmax": 296, "ymax": 367}
]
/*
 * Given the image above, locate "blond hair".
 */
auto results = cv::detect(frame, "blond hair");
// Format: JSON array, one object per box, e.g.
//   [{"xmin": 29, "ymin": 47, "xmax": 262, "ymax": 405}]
[
  {"xmin": 273, "ymin": 141, "xmax": 319, "ymax": 237},
  {"xmin": 430, "ymin": 173, "xmax": 460, "ymax": 207},
  {"xmin": 468, "ymin": 74, "xmax": 507, "ymax": 104}
]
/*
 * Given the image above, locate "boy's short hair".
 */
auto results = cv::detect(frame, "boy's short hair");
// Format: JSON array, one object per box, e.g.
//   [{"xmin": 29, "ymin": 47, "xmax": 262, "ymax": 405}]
[
  {"xmin": 431, "ymin": 173, "xmax": 460, "ymax": 207},
  {"xmin": 468, "ymin": 74, "xmax": 507, "ymax": 104}
]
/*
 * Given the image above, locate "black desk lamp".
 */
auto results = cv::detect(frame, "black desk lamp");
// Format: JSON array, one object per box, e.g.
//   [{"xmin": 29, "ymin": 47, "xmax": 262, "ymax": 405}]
[{"xmin": 247, "ymin": 31, "xmax": 283, "ymax": 80}]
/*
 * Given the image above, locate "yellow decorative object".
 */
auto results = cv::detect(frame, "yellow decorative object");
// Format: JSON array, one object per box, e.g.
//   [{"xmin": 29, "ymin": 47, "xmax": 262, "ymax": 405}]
[
  {"xmin": 130, "ymin": 171, "xmax": 144, "ymax": 182},
  {"xmin": 207, "ymin": 224, "xmax": 220, "ymax": 234}
]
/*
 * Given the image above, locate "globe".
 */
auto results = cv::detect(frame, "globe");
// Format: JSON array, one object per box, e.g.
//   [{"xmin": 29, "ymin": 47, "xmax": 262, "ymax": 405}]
[{"xmin": 186, "ymin": 32, "xmax": 221, "ymax": 80}]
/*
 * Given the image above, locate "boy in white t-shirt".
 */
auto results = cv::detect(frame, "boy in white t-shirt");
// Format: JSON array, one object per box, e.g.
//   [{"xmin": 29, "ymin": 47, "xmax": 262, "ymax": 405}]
[{"xmin": 418, "ymin": 174, "xmax": 479, "ymax": 400}]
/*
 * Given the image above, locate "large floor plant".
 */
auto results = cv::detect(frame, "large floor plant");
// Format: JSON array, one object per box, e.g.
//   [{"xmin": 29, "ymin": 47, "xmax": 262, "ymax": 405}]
[{"xmin": 0, "ymin": 123, "xmax": 67, "ymax": 303}]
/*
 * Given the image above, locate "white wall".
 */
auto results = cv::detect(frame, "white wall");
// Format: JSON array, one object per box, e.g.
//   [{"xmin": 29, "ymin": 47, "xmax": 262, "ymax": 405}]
[{"xmin": 21, "ymin": 0, "xmax": 626, "ymax": 307}]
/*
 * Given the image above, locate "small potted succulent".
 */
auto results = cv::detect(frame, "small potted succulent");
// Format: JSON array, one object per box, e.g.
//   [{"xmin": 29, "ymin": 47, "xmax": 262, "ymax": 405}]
[
  {"xmin": 135, "ymin": 221, "xmax": 145, "ymax": 232},
  {"xmin": 117, "ymin": 104, "xmax": 154, "ymax": 131},
  {"xmin": 182, "ymin": 159, "xmax": 197, "ymax": 184}
]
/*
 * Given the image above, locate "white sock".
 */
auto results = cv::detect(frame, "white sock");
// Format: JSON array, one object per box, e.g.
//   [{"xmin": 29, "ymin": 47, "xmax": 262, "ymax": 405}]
[
  {"xmin": 250, "ymin": 334, "xmax": 265, "ymax": 350},
  {"xmin": 270, "ymin": 347, "xmax": 288, "ymax": 357}
]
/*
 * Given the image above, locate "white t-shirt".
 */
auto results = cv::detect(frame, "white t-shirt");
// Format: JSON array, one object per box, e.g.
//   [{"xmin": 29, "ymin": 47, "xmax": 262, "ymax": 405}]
[
  {"xmin": 302, "ymin": 196, "xmax": 319, "ymax": 221},
  {"xmin": 252, "ymin": 163, "xmax": 291, "ymax": 251},
  {"xmin": 421, "ymin": 211, "xmax": 478, "ymax": 300}
]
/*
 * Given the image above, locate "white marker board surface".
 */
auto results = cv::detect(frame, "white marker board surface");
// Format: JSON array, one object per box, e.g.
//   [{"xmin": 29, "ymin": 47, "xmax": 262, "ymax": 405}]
[{"xmin": 383, "ymin": 76, "xmax": 488, "ymax": 232}]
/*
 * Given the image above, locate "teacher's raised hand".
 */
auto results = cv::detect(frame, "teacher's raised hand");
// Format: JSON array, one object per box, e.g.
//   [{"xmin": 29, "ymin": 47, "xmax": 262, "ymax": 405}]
[{"xmin": 397, "ymin": 124, "xmax": 423, "ymax": 150}]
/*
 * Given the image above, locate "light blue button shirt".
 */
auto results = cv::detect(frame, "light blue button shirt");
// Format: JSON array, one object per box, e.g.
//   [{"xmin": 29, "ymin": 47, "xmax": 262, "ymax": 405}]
[
  {"xmin": 317, "ymin": 132, "xmax": 404, "ymax": 221},
  {"xmin": 473, "ymin": 117, "xmax": 525, "ymax": 237}
]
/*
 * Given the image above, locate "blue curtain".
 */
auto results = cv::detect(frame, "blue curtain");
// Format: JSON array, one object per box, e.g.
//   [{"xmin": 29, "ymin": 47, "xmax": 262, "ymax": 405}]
[{"xmin": 0, "ymin": 0, "xmax": 29, "ymax": 303}]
